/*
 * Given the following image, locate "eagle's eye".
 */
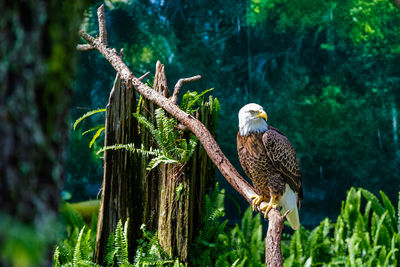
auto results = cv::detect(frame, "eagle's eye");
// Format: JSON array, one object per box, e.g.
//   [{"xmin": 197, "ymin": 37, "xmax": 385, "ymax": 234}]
[{"xmin": 249, "ymin": 110, "xmax": 257, "ymax": 114}]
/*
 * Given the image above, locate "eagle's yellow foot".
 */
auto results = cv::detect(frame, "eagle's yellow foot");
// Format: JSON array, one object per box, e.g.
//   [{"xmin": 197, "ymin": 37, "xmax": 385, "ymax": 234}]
[
  {"xmin": 250, "ymin": 194, "xmax": 265, "ymax": 211},
  {"xmin": 260, "ymin": 196, "xmax": 279, "ymax": 219}
]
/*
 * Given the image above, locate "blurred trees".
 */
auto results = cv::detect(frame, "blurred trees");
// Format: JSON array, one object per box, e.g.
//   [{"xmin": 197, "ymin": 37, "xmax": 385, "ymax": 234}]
[
  {"xmin": 68, "ymin": 0, "xmax": 400, "ymax": 226},
  {"xmin": 0, "ymin": 0, "xmax": 88, "ymax": 265}
]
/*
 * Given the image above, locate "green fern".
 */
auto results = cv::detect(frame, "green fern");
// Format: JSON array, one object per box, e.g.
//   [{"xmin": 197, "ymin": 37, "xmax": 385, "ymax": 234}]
[
  {"xmin": 72, "ymin": 227, "xmax": 85, "ymax": 266},
  {"xmin": 97, "ymin": 143, "xmax": 162, "ymax": 158},
  {"xmin": 89, "ymin": 127, "xmax": 105, "ymax": 148},
  {"xmin": 82, "ymin": 125, "xmax": 105, "ymax": 136},
  {"xmin": 73, "ymin": 108, "xmax": 106, "ymax": 149},
  {"xmin": 133, "ymin": 224, "xmax": 179, "ymax": 266},
  {"xmin": 132, "ymin": 107, "xmax": 198, "ymax": 169},
  {"xmin": 54, "ymin": 204, "xmax": 98, "ymax": 266},
  {"xmin": 114, "ymin": 220, "xmax": 131, "ymax": 266},
  {"xmin": 282, "ymin": 188, "xmax": 400, "ymax": 266},
  {"xmin": 73, "ymin": 108, "xmax": 106, "ymax": 130},
  {"xmin": 180, "ymin": 88, "xmax": 214, "ymax": 113}
]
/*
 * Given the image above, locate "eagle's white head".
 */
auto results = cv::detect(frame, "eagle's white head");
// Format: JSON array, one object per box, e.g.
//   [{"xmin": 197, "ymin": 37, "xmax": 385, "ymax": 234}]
[{"xmin": 238, "ymin": 103, "xmax": 269, "ymax": 136}]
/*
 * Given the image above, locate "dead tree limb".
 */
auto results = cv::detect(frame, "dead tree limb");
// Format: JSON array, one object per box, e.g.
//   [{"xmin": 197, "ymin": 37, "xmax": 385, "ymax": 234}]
[
  {"xmin": 138, "ymin": 71, "xmax": 150, "ymax": 81},
  {"xmin": 78, "ymin": 4, "xmax": 288, "ymax": 266},
  {"xmin": 171, "ymin": 75, "xmax": 202, "ymax": 104}
]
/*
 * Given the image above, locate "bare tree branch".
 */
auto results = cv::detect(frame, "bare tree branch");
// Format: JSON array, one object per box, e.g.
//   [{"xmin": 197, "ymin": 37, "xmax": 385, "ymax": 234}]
[
  {"xmin": 171, "ymin": 75, "xmax": 202, "ymax": 105},
  {"xmin": 97, "ymin": 4, "xmax": 108, "ymax": 46},
  {"xmin": 138, "ymin": 71, "xmax": 150, "ymax": 81},
  {"xmin": 76, "ymin": 4, "xmax": 107, "ymax": 51},
  {"xmin": 77, "ymin": 44, "xmax": 94, "ymax": 51}
]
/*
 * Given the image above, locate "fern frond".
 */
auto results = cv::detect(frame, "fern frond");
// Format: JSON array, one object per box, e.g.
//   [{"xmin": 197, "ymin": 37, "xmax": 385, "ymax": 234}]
[
  {"xmin": 53, "ymin": 246, "xmax": 61, "ymax": 267},
  {"xmin": 181, "ymin": 88, "xmax": 214, "ymax": 113},
  {"xmin": 132, "ymin": 112, "xmax": 167, "ymax": 152},
  {"xmin": 362, "ymin": 189, "xmax": 394, "ymax": 233},
  {"xmin": 73, "ymin": 226, "xmax": 86, "ymax": 267},
  {"xmin": 122, "ymin": 219, "xmax": 130, "ymax": 264},
  {"xmin": 89, "ymin": 127, "xmax": 104, "ymax": 148},
  {"xmin": 146, "ymin": 155, "xmax": 179, "ymax": 170},
  {"xmin": 380, "ymin": 190, "xmax": 396, "ymax": 234},
  {"xmin": 73, "ymin": 108, "xmax": 106, "ymax": 130},
  {"xmin": 136, "ymin": 95, "xmax": 143, "ymax": 114},
  {"xmin": 374, "ymin": 211, "xmax": 388, "ymax": 247},
  {"xmin": 82, "ymin": 125, "xmax": 104, "ymax": 136},
  {"xmin": 104, "ymin": 233, "xmax": 116, "ymax": 267},
  {"xmin": 398, "ymin": 192, "xmax": 400, "ymax": 232},
  {"xmin": 97, "ymin": 143, "xmax": 162, "ymax": 157}
]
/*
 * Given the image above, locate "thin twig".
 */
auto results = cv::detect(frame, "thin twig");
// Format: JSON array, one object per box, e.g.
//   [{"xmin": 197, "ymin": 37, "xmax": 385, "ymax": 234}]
[
  {"xmin": 77, "ymin": 44, "xmax": 94, "ymax": 51},
  {"xmin": 171, "ymin": 75, "xmax": 202, "ymax": 105},
  {"xmin": 138, "ymin": 71, "xmax": 150, "ymax": 81},
  {"xmin": 76, "ymin": 4, "xmax": 107, "ymax": 51}
]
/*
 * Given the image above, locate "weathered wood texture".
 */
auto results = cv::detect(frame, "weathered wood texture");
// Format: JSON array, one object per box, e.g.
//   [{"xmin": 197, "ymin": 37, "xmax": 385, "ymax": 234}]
[
  {"xmin": 95, "ymin": 74, "xmax": 140, "ymax": 264},
  {"xmin": 94, "ymin": 62, "xmax": 217, "ymax": 264},
  {"xmin": 157, "ymin": 100, "xmax": 217, "ymax": 262},
  {"xmin": 265, "ymin": 209, "xmax": 287, "ymax": 267}
]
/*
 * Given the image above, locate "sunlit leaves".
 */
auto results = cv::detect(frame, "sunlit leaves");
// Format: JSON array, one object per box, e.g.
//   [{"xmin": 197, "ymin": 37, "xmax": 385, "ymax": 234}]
[{"xmin": 283, "ymin": 187, "xmax": 400, "ymax": 266}]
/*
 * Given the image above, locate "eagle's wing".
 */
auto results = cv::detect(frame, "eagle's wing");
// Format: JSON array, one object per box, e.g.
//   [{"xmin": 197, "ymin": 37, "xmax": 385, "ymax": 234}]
[{"xmin": 262, "ymin": 127, "xmax": 303, "ymax": 202}]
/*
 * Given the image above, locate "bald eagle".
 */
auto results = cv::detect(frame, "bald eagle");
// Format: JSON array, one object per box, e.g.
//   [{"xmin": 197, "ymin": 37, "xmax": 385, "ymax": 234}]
[{"xmin": 237, "ymin": 103, "xmax": 302, "ymax": 230}]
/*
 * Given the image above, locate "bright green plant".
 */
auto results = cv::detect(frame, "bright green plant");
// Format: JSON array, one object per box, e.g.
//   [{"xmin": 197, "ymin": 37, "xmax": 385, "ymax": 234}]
[
  {"xmin": 190, "ymin": 183, "xmax": 264, "ymax": 266},
  {"xmin": 53, "ymin": 204, "xmax": 98, "ymax": 267},
  {"xmin": 132, "ymin": 107, "xmax": 198, "ymax": 169},
  {"xmin": 132, "ymin": 224, "xmax": 183, "ymax": 266},
  {"xmin": 73, "ymin": 89, "xmax": 218, "ymax": 171},
  {"xmin": 73, "ymin": 108, "xmax": 106, "ymax": 148},
  {"xmin": 283, "ymin": 187, "xmax": 400, "ymax": 266}
]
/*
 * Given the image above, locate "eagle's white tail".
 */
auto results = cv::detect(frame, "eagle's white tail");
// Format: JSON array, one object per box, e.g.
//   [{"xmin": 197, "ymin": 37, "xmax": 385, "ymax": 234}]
[{"xmin": 279, "ymin": 184, "xmax": 300, "ymax": 230}]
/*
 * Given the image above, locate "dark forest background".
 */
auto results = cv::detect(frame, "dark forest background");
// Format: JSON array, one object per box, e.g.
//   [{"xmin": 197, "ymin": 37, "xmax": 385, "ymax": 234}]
[{"xmin": 66, "ymin": 0, "xmax": 400, "ymax": 228}]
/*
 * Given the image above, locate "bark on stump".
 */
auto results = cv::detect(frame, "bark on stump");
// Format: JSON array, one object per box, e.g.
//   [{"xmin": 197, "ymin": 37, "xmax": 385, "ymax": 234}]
[
  {"xmin": 94, "ymin": 63, "xmax": 217, "ymax": 264},
  {"xmin": 157, "ymin": 101, "xmax": 217, "ymax": 262},
  {"xmin": 95, "ymin": 74, "xmax": 140, "ymax": 264}
]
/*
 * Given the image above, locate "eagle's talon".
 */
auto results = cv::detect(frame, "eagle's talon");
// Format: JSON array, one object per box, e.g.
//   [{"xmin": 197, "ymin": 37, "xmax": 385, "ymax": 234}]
[
  {"xmin": 260, "ymin": 196, "xmax": 279, "ymax": 218},
  {"xmin": 250, "ymin": 194, "xmax": 265, "ymax": 211}
]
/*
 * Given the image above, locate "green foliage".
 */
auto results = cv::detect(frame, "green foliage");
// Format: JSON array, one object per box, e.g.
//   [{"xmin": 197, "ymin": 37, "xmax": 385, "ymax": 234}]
[
  {"xmin": 97, "ymin": 143, "xmax": 162, "ymax": 158},
  {"xmin": 75, "ymin": 88, "xmax": 218, "ymax": 173},
  {"xmin": 133, "ymin": 224, "xmax": 182, "ymax": 266},
  {"xmin": 73, "ymin": 108, "xmax": 106, "ymax": 130},
  {"xmin": 55, "ymin": 184, "xmax": 400, "ymax": 266},
  {"xmin": 73, "ymin": 108, "xmax": 106, "ymax": 150},
  {"xmin": 54, "ymin": 203, "xmax": 98, "ymax": 267},
  {"xmin": 180, "ymin": 88, "xmax": 214, "ymax": 113},
  {"xmin": 0, "ymin": 212, "xmax": 60, "ymax": 267},
  {"xmin": 104, "ymin": 220, "xmax": 132, "ymax": 266},
  {"xmin": 131, "ymin": 107, "xmax": 198, "ymax": 170},
  {"xmin": 283, "ymin": 187, "xmax": 400, "ymax": 266},
  {"xmin": 191, "ymin": 183, "xmax": 264, "ymax": 266}
]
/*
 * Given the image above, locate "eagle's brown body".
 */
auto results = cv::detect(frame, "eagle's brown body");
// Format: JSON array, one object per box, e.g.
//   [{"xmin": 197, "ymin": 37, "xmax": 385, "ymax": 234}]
[{"xmin": 237, "ymin": 126, "xmax": 303, "ymax": 207}]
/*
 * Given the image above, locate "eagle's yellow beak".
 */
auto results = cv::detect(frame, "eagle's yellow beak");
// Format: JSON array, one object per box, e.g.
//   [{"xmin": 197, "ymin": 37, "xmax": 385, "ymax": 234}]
[{"xmin": 256, "ymin": 110, "xmax": 268, "ymax": 121}]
